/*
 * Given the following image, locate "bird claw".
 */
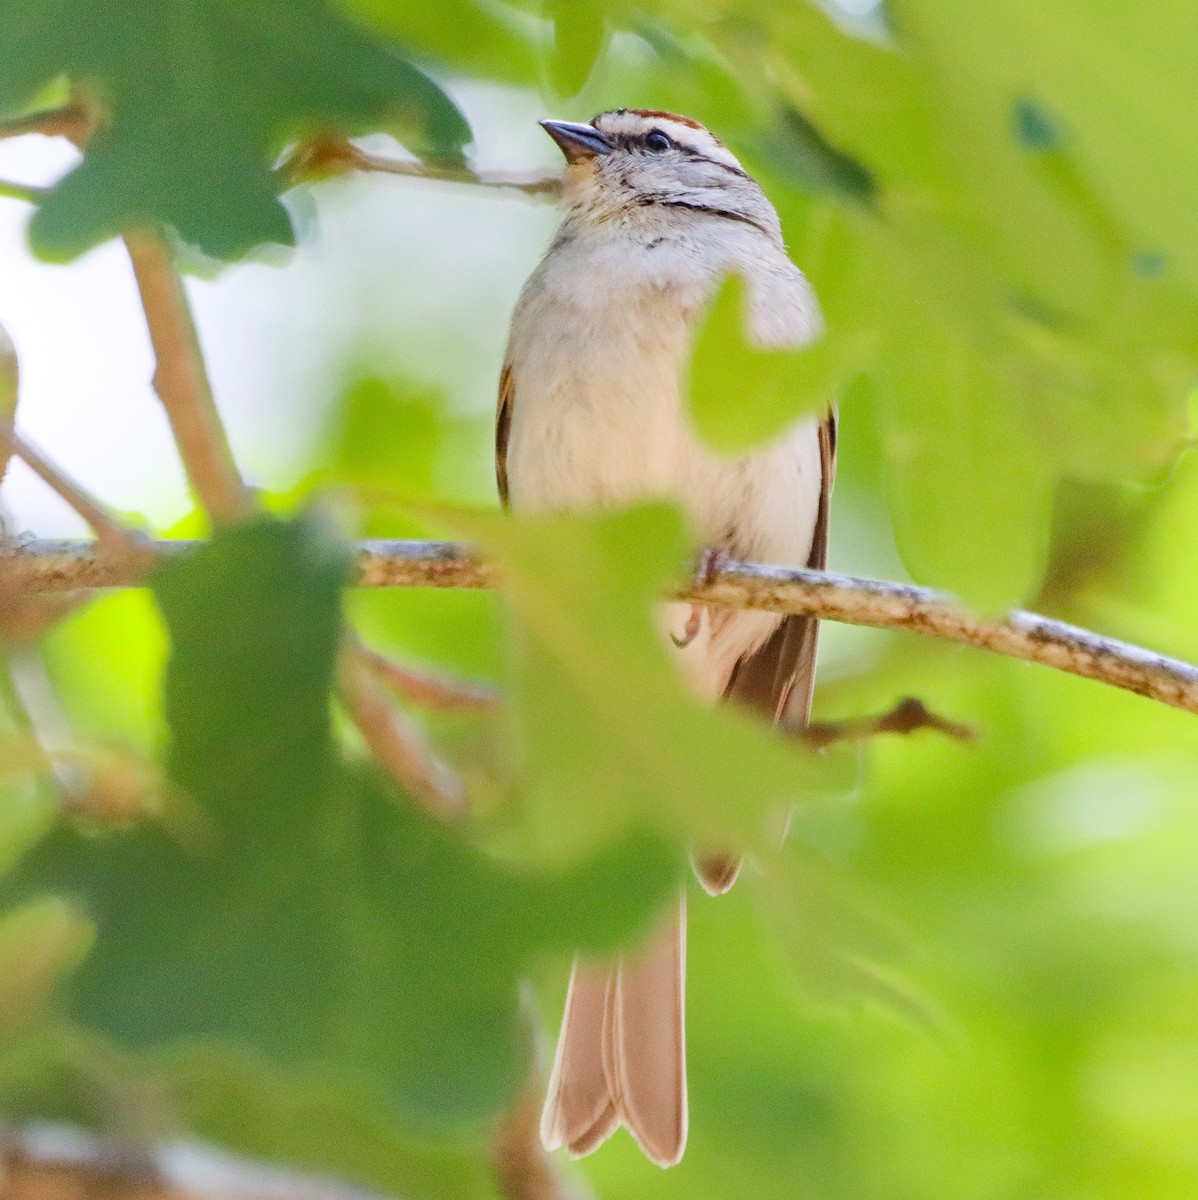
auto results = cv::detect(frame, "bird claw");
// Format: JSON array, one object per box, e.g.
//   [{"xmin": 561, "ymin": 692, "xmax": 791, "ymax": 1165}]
[
  {"xmin": 693, "ymin": 545, "xmax": 730, "ymax": 589},
  {"xmin": 671, "ymin": 605, "xmax": 703, "ymax": 648},
  {"xmin": 670, "ymin": 547, "xmax": 730, "ymax": 648}
]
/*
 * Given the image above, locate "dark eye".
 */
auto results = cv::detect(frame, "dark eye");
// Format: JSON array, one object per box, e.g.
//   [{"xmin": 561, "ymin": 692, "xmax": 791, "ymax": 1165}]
[{"xmin": 644, "ymin": 130, "xmax": 673, "ymax": 153}]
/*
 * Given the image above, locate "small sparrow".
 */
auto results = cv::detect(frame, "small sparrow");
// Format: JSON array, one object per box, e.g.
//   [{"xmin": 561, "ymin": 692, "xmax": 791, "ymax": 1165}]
[{"xmin": 497, "ymin": 109, "xmax": 835, "ymax": 1167}]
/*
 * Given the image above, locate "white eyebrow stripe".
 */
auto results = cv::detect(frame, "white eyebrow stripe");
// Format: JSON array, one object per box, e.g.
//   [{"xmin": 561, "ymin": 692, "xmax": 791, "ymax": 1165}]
[{"xmin": 591, "ymin": 111, "xmax": 744, "ymax": 170}]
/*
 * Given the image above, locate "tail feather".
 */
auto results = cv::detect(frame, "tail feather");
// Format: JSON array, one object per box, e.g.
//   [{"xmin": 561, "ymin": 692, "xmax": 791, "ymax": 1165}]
[
  {"xmin": 540, "ymin": 897, "xmax": 687, "ymax": 1168},
  {"xmin": 540, "ymin": 964, "xmax": 620, "ymax": 1155},
  {"xmin": 607, "ymin": 898, "xmax": 688, "ymax": 1166}
]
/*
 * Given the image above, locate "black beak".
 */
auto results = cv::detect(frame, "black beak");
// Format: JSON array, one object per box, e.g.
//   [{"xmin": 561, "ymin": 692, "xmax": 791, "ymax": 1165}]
[{"xmin": 540, "ymin": 120, "xmax": 614, "ymax": 164}]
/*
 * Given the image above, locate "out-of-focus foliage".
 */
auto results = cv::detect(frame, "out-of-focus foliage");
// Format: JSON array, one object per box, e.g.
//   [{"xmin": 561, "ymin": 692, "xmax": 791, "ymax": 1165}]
[
  {"xmin": 3, "ymin": 516, "xmax": 678, "ymax": 1131},
  {"xmin": 444, "ymin": 501, "xmax": 841, "ymax": 861},
  {"xmin": 0, "ymin": 0, "xmax": 469, "ymax": 258},
  {"xmin": 688, "ymin": 275, "xmax": 842, "ymax": 453},
  {"xmin": 2, "ymin": 2, "xmax": 1198, "ymax": 1199}
]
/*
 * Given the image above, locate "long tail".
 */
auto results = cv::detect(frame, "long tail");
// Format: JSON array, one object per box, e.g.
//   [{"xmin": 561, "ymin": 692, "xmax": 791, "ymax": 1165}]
[{"xmin": 540, "ymin": 896, "xmax": 687, "ymax": 1167}]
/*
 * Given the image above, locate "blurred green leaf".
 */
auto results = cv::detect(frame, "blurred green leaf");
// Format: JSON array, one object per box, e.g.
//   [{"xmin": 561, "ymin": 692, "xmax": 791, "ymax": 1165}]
[
  {"xmin": 441, "ymin": 502, "xmax": 837, "ymax": 861},
  {"xmin": 756, "ymin": 842, "xmax": 929, "ymax": 1022},
  {"xmin": 341, "ymin": 0, "xmax": 540, "ymax": 85},
  {"xmin": 326, "ymin": 375, "xmax": 443, "ymax": 497},
  {"xmin": 874, "ymin": 321, "xmax": 1054, "ymax": 609},
  {"xmin": 544, "ymin": 0, "xmax": 608, "ymax": 99},
  {"xmin": 0, "ymin": 0, "xmax": 470, "ymax": 260},
  {"xmin": 687, "ymin": 275, "xmax": 841, "ymax": 453},
  {"xmin": 756, "ymin": 104, "xmax": 877, "ymax": 204},
  {"xmin": 154, "ymin": 514, "xmax": 349, "ymax": 829},
  {"xmin": 169, "ymin": 1050, "xmax": 502, "ymax": 1200},
  {"xmin": 42, "ymin": 590, "xmax": 169, "ymax": 755}
]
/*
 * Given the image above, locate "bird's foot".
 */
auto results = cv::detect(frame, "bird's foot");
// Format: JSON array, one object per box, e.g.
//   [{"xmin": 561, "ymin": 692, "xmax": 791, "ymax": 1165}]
[
  {"xmin": 693, "ymin": 545, "xmax": 730, "ymax": 588},
  {"xmin": 670, "ymin": 546, "xmax": 729, "ymax": 648},
  {"xmin": 671, "ymin": 607, "xmax": 703, "ymax": 648}
]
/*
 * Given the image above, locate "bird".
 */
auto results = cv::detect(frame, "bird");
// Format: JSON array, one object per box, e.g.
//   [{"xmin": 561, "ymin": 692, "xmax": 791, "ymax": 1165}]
[{"xmin": 496, "ymin": 108, "xmax": 835, "ymax": 1167}]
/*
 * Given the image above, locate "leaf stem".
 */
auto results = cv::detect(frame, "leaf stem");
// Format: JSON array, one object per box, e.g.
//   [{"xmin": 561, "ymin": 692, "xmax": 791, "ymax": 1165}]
[
  {"xmin": 359, "ymin": 644, "xmax": 499, "ymax": 712},
  {"xmin": 339, "ymin": 642, "xmax": 469, "ymax": 818},
  {"xmin": 0, "ymin": 178, "xmax": 44, "ymax": 204}
]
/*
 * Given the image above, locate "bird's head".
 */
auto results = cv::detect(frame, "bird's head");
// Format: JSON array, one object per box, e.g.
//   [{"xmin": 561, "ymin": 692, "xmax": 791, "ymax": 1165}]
[{"xmin": 541, "ymin": 109, "xmax": 781, "ymax": 243}]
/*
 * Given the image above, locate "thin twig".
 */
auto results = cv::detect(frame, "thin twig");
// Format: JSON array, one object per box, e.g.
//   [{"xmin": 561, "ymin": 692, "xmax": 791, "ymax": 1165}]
[
  {"xmin": 2, "ymin": 538, "xmax": 1195, "ymax": 718},
  {"xmin": 340, "ymin": 641, "xmax": 469, "ymax": 818},
  {"xmin": 123, "ymin": 232, "xmax": 255, "ymax": 524},
  {"xmin": 6, "ymin": 429, "xmax": 143, "ymax": 549},
  {"xmin": 803, "ymin": 697, "xmax": 976, "ymax": 750},
  {"xmin": 282, "ymin": 138, "xmax": 561, "ymax": 197},
  {"xmin": 360, "ymin": 644, "xmax": 499, "ymax": 712}
]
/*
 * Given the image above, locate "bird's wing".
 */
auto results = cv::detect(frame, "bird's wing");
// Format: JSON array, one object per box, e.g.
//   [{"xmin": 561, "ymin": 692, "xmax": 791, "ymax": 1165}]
[
  {"xmin": 496, "ymin": 361, "xmax": 514, "ymax": 509},
  {"xmin": 724, "ymin": 407, "xmax": 835, "ymax": 728},
  {"xmin": 695, "ymin": 409, "xmax": 836, "ymax": 895}
]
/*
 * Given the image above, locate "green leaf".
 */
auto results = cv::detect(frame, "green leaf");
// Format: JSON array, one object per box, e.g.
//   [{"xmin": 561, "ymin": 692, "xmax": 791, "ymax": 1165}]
[
  {"xmin": 341, "ymin": 0, "xmax": 540, "ymax": 86},
  {"xmin": 874, "ymin": 323, "xmax": 1054, "ymax": 610},
  {"xmin": 168, "ymin": 1050, "xmax": 502, "ymax": 1200},
  {"xmin": 687, "ymin": 274, "xmax": 843, "ymax": 453},
  {"xmin": 153, "ymin": 513, "xmax": 350, "ymax": 827},
  {"xmin": 756, "ymin": 843, "xmax": 932, "ymax": 1023},
  {"xmin": 325, "ymin": 376, "xmax": 443, "ymax": 498},
  {"xmin": 440, "ymin": 502, "xmax": 839, "ymax": 863},
  {"xmin": 0, "ymin": 0, "xmax": 471, "ymax": 260},
  {"xmin": 544, "ymin": 0, "xmax": 608, "ymax": 99}
]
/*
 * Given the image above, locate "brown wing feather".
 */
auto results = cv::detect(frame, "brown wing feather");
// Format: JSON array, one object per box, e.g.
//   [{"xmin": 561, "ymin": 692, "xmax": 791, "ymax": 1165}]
[
  {"xmin": 496, "ymin": 362, "xmax": 514, "ymax": 509},
  {"xmin": 696, "ymin": 409, "xmax": 837, "ymax": 896},
  {"xmin": 726, "ymin": 408, "xmax": 836, "ymax": 726}
]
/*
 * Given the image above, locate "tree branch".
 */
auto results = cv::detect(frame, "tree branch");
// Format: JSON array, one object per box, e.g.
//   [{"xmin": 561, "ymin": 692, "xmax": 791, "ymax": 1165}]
[
  {"xmin": 281, "ymin": 139, "xmax": 561, "ymax": 198},
  {"xmin": 0, "ymin": 429, "xmax": 144, "ymax": 641},
  {"xmin": 2, "ymin": 538, "xmax": 1197, "ymax": 716},
  {"xmin": 120, "ymin": 233, "xmax": 468, "ymax": 818},
  {"xmin": 123, "ymin": 232, "xmax": 255, "ymax": 524}
]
